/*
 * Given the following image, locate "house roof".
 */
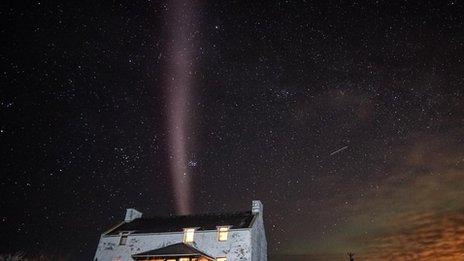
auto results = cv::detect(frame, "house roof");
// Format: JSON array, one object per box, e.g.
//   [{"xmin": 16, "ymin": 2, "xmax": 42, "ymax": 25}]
[
  {"xmin": 105, "ymin": 211, "xmax": 255, "ymax": 235},
  {"xmin": 132, "ymin": 243, "xmax": 214, "ymax": 260}
]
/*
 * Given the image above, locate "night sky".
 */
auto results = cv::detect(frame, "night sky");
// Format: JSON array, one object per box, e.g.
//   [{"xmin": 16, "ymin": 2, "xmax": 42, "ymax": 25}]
[{"xmin": 2, "ymin": 0, "xmax": 464, "ymax": 260}]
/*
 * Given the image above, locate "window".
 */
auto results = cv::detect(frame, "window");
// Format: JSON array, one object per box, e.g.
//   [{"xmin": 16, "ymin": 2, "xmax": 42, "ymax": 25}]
[
  {"xmin": 183, "ymin": 228, "xmax": 196, "ymax": 243},
  {"xmin": 217, "ymin": 226, "xmax": 230, "ymax": 241},
  {"xmin": 119, "ymin": 232, "xmax": 129, "ymax": 245},
  {"xmin": 216, "ymin": 258, "xmax": 227, "ymax": 261},
  {"xmin": 179, "ymin": 258, "xmax": 190, "ymax": 261}
]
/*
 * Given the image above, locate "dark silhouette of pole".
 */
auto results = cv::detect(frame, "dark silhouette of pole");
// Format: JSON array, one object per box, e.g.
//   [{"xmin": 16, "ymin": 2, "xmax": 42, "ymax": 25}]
[{"xmin": 347, "ymin": 252, "xmax": 355, "ymax": 261}]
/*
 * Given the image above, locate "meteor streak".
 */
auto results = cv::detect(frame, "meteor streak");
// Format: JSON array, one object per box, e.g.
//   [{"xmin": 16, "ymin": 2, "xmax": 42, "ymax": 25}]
[{"xmin": 330, "ymin": 146, "xmax": 349, "ymax": 156}]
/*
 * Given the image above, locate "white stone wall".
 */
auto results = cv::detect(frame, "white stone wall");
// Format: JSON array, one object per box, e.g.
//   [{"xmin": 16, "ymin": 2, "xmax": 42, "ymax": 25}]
[
  {"xmin": 250, "ymin": 214, "xmax": 267, "ymax": 261},
  {"xmin": 94, "ymin": 229, "xmax": 252, "ymax": 261}
]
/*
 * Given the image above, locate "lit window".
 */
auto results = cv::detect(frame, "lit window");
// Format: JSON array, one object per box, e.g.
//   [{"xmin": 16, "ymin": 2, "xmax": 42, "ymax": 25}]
[
  {"xmin": 183, "ymin": 228, "xmax": 196, "ymax": 243},
  {"xmin": 179, "ymin": 258, "xmax": 190, "ymax": 261},
  {"xmin": 216, "ymin": 258, "xmax": 227, "ymax": 261},
  {"xmin": 217, "ymin": 226, "xmax": 230, "ymax": 241},
  {"xmin": 119, "ymin": 233, "xmax": 129, "ymax": 245}
]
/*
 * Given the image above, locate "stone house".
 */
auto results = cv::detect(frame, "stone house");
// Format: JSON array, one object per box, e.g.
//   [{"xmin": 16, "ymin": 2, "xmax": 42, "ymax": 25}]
[{"xmin": 94, "ymin": 200, "xmax": 267, "ymax": 261}]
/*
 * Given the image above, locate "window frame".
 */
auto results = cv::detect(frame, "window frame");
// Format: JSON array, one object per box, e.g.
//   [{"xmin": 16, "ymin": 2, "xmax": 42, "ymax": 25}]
[
  {"xmin": 118, "ymin": 232, "xmax": 129, "ymax": 245},
  {"xmin": 183, "ymin": 227, "xmax": 197, "ymax": 243},
  {"xmin": 216, "ymin": 226, "xmax": 231, "ymax": 242}
]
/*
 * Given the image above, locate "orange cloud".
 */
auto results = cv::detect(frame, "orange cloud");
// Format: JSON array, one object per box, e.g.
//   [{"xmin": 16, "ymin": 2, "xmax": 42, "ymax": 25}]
[
  {"xmin": 360, "ymin": 211, "xmax": 464, "ymax": 260},
  {"xmin": 353, "ymin": 130, "xmax": 464, "ymax": 260},
  {"xmin": 279, "ymin": 128, "xmax": 464, "ymax": 260}
]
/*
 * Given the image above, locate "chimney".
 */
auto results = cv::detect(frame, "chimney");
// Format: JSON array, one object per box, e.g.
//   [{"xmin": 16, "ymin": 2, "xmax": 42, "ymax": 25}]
[
  {"xmin": 252, "ymin": 200, "xmax": 263, "ymax": 214},
  {"xmin": 125, "ymin": 208, "xmax": 142, "ymax": 222}
]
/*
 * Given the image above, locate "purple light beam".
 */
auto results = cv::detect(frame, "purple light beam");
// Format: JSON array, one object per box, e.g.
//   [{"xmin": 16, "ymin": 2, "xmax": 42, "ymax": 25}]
[{"xmin": 165, "ymin": 0, "xmax": 199, "ymax": 215}]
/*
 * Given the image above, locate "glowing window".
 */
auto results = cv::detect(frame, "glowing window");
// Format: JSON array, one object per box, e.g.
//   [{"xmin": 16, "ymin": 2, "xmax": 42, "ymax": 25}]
[
  {"xmin": 183, "ymin": 228, "xmax": 196, "ymax": 243},
  {"xmin": 216, "ymin": 258, "xmax": 227, "ymax": 261},
  {"xmin": 217, "ymin": 226, "xmax": 230, "ymax": 241},
  {"xmin": 179, "ymin": 258, "xmax": 190, "ymax": 261},
  {"xmin": 119, "ymin": 233, "xmax": 128, "ymax": 245}
]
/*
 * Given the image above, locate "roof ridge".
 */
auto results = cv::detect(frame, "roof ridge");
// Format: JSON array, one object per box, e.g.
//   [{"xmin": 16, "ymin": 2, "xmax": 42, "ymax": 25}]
[
  {"xmin": 104, "ymin": 210, "xmax": 254, "ymax": 235},
  {"xmin": 137, "ymin": 210, "xmax": 252, "ymax": 220},
  {"xmin": 132, "ymin": 242, "xmax": 215, "ymax": 260}
]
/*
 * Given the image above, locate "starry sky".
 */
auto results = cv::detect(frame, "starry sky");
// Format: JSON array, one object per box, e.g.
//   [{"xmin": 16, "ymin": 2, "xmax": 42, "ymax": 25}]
[{"xmin": 1, "ymin": 0, "xmax": 464, "ymax": 260}]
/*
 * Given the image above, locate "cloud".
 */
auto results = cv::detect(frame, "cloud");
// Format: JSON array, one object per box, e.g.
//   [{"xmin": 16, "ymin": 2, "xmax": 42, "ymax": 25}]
[
  {"xmin": 350, "ymin": 130, "xmax": 464, "ymax": 260},
  {"xmin": 360, "ymin": 210, "xmax": 464, "ymax": 260},
  {"xmin": 281, "ymin": 127, "xmax": 464, "ymax": 260}
]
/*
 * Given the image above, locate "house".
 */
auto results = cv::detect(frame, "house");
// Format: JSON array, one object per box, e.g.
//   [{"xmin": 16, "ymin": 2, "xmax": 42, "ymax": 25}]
[{"xmin": 93, "ymin": 200, "xmax": 267, "ymax": 261}]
